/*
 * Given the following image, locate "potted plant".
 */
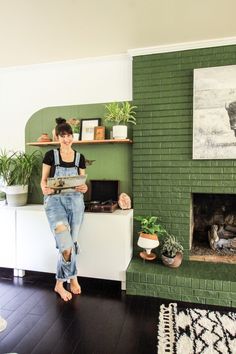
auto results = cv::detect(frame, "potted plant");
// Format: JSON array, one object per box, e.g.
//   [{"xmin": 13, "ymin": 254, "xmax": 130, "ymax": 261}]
[
  {"xmin": 160, "ymin": 234, "xmax": 184, "ymax": 268},
  {"xmin": 67, "ymin": 118, "xmax": 80, "ymax": 141},
  {"xmin": 0, "ymin": 150, "xmax": 41, "ymax": 206},
  {"xmin": 104, "ymin": 101, "xmax": 137, "ymax": 139},
  {"xmin": 135, "ymin": 215, "xmax": 168, "ymax": 261}
]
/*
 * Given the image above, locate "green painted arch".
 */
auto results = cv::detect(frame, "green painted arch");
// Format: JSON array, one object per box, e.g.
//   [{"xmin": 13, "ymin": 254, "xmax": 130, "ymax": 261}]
[{"xmin": 25, "ymin": 102, "xmax": 133, "ymax": 204}]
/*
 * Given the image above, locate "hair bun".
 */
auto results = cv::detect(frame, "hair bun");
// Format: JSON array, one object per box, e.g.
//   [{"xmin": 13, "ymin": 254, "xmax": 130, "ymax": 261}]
[{"xmin": 55, "ymin": 117, "xmax": 66, "ymax": 125}]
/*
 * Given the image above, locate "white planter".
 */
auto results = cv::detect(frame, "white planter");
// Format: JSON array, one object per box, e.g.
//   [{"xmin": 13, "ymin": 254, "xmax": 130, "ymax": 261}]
[
  {"xmin": 137, "ymin": 232, "xmax": 160, "ymax": 260},
  {"xmin": 4, "ymin": 185, "xmax": 28, "ymax": 206},
  {"xmin": 73, "ymin": 133, "xmax": 79, "ymax": 141},
  {"xmin": 112, "ymin": 125, "xmax": 127, "ymax": 139},
  {"xmin": 137, "ymin": 233, "xmax": 159, "ymax": 252}
]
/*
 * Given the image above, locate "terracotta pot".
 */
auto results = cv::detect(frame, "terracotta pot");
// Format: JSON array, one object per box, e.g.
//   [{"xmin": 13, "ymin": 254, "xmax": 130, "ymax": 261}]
[
  {"xmin": 37, "ymin": 133, "xmax": 51, "ymax": 142},
  {"xmin": 161, "ymin": 252, "xmax": 183, "ymax": 268},
  {"xmin": 137, "ymin": 232, "xmax": 159, "ymax": 261}
]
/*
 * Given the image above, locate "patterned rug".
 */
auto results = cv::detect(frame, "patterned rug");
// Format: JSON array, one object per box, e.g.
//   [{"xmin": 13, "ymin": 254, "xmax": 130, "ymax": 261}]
[{"xmin": 157, "ymin": 303, "xmax": 236, "ymax": 354}]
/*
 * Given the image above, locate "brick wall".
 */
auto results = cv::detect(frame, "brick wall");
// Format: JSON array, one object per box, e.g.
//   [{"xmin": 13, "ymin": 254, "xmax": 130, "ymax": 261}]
[{"xmin": 132, "ymin": 45, "xmax": 236, "ymax": 258}]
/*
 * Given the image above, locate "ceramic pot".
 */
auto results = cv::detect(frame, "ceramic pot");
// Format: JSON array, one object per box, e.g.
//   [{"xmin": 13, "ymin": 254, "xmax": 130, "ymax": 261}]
[
  {"xmin": 3, "ymin": 185, "xmax": 28, "ymax": 206},
  {"xmin": 73, "ymin": 133, "xmax": 79, "ymax": 141},
  {"xmin": 137, "ymin": 232, "xmax": 159, "ymax": 260},
  {"xmin": 112, "ymin": 125, "xmax": 127, "ymax": 139},
  {"xmin": 52, "ymin": 128, "xmax": 59, "ymax": 141},
  {"xmin": 161, "ymin": 252, "xmax": 183, "ymax": 268},
  {"xmin": 37, "ymin": 133, "xmax": 51, "ymax": 142}
]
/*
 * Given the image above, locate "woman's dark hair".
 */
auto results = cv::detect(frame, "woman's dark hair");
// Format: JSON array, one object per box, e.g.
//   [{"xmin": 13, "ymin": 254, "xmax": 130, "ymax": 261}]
[{"xmin": 55, "ymin": 117, "xmax": 73, "ymax": 136}]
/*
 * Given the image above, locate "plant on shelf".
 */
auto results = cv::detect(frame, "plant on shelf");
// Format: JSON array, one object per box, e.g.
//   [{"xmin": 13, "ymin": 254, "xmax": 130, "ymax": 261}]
[
  {"xmin": 134, "ymin": 215, "xmax": 168, "ymax": 261},
  {"xmin": 104, "ymin": 102, "xmax": 137, "ymax": 125},
  {"xmin": 67, "ymin": 118, "xmax": 80, "ymax": 134},
  {"xmin": 160, "ymin": 234, "xmax": 184, "ymax": 268},
  {"xmin": 0, "ymin": 149, "xmax": 42, "ymax": 206},
  {"xmin": 104, "ymin": 101, "xmax": 137, "ymax": 139},
  {"xmin": 67, "ymin": 118, "xmax": 80, "ymax": 141}
]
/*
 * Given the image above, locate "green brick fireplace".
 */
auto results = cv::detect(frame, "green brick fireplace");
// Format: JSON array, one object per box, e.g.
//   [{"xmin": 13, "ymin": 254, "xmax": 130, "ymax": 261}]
[{"xmin": 127, "ymin": 44, "xmax": 236, "ymax": 307}]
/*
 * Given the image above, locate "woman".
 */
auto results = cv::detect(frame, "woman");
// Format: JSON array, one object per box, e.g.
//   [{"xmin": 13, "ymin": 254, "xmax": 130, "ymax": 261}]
[{"xmin": 41, "ymin": 117, "xmax": 88, "ymax": 301}]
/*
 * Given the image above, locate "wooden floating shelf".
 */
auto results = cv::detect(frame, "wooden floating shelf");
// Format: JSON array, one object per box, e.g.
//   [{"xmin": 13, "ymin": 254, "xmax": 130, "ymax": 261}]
[{"xmin": 27, "ymin": 139, "xmax": 133, "ymax": 146}]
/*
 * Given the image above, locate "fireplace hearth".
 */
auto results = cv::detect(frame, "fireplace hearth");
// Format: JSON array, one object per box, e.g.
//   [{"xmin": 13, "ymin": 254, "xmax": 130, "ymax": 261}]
[{"xmin": 190, "ymin": 193, "xmax": 236, "ymax": 264}]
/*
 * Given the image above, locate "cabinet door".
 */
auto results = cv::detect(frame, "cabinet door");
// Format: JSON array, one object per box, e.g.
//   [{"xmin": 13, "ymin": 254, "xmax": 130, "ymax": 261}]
[
  {"xmin": 78, "ymin": 211, "xmax": 133, "ymax": 281},
  {"xmin": 16, "ymin": 210, "xmax": 57, "ymax": 273},
  {"xmin": 0, "ymin": 208, "xmax": 16, "ymax": 268}
]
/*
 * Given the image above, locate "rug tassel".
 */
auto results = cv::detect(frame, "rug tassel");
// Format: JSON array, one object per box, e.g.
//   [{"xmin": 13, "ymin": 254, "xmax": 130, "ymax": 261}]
[
  {"xmin": 157, "ymin": 303, "xmax": 236, "ymax": 354},
  {"xmin": 157, "ymin": 303, "xmax": 176, "ymax": 354}
]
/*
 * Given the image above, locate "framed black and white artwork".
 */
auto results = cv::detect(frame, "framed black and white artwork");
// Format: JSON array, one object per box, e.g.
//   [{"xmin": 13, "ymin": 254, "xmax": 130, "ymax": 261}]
[{"xmin": 193, "ymin": 64, "xmax": 236, "ymax": 159}]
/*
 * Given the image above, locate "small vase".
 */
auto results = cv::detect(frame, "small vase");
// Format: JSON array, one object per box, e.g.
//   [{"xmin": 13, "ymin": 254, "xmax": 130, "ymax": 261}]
[
  {"xmin": 52, "ymin": 128, "xmax": 59, "ymax": 141},
  {"xmin": 161, "ymin": 252, "xmax": 183, "ymax": 268},
  {"xmin": 137, "ymin": 232, "xmax": 159, "ymax": 261}
]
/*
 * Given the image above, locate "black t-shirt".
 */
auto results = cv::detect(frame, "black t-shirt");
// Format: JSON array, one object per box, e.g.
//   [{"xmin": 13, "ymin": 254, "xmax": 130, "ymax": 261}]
[{"xmin": 43, "ymin": 149, "xmax": 86, "ymax": 177}]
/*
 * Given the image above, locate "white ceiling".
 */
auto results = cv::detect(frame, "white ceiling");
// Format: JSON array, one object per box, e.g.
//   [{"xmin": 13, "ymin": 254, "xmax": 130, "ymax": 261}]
[{"xmin": 0, "ymin": 0, "xmax": 236, "ymax": 67}]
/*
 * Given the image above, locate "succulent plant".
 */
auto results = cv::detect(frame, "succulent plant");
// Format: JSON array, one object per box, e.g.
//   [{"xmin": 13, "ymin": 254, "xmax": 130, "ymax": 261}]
[{"xmin": 161, "ymin": 234, "xmax": 184, "ymax": 258}]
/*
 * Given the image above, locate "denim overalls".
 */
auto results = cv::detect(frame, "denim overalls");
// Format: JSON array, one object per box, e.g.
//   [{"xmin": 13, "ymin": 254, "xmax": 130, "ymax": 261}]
[{"xmin": 44, "ymin": 149, "xmax": 85, "ymax": 281}]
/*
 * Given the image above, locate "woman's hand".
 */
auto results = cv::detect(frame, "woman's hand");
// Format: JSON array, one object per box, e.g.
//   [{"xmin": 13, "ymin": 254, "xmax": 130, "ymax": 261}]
[
  {"xmin": 41, "ymin": 164, "xmax": 54, "ymax": 196},
  {"xmin": 41, "ymin": 186, "xmax": 55, "ymax": 195},
  {"xmin": 75, "ymin": 184, "xmax": 88, "ymax": 194}
]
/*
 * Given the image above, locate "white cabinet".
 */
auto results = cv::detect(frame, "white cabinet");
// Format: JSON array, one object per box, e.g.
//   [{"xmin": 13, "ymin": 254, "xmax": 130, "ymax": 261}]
[
  {"xmin": 16, "ymin": 206, "xmax": 57, "ymax": 273},
  {"xmin": 1, "ymin": 205, "xmax": 133, "ymax": 289},
  {"xmin": 78, "ymin": 210, "xmax": 133, "ymax": 285},
  {"xmin": 0, "ymin": 207, "xmax": 16, "ymax": 268}
]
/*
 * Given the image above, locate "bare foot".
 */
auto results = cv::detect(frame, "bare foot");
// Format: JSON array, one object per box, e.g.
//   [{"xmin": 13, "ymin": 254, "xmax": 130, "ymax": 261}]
[
  {"xmin": 70, "ymin": 278, "xmax": 81, "ymax": 295},
  {"xmin": 54, "ymin": 281, "xmax": 72, "ymax": 301}
]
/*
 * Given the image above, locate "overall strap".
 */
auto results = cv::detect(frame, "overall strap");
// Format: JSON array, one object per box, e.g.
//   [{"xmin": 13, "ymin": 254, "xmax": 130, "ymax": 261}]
[
  {"xmin": 75, "ymin": 151, "xmax": 81, "ymax": 167},
  {"xmin": 53, "ymin": 149, "xmax": 60, "ymax": 166}
]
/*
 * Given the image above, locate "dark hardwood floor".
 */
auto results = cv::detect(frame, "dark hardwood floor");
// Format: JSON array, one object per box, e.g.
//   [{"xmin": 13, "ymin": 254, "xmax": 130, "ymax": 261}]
[
  {"xmin": 0, "ymin": 268, "xmax": 162, "ymax": 354},
  {"xmin": 0, "ymin": 268, "xmax": 233, "ymax": 354}
]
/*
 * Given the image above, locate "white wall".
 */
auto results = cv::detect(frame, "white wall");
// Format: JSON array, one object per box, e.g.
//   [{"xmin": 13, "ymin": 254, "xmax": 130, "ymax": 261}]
[{"xmin": 0, "ymin": 54, "xmax": 132, "ymax": 151}]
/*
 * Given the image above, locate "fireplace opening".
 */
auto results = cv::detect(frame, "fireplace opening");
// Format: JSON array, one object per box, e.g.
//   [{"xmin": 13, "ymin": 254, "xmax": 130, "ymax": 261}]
[{"xmin": 190, "ymin": 193, "xmax": 236, "ymax": 263}]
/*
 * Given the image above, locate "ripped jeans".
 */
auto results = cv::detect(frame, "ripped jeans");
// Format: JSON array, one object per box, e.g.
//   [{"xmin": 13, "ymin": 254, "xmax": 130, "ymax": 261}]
[{"xmin": 44, "ymin": 192, "xmax": 85, "ymax": 281}]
